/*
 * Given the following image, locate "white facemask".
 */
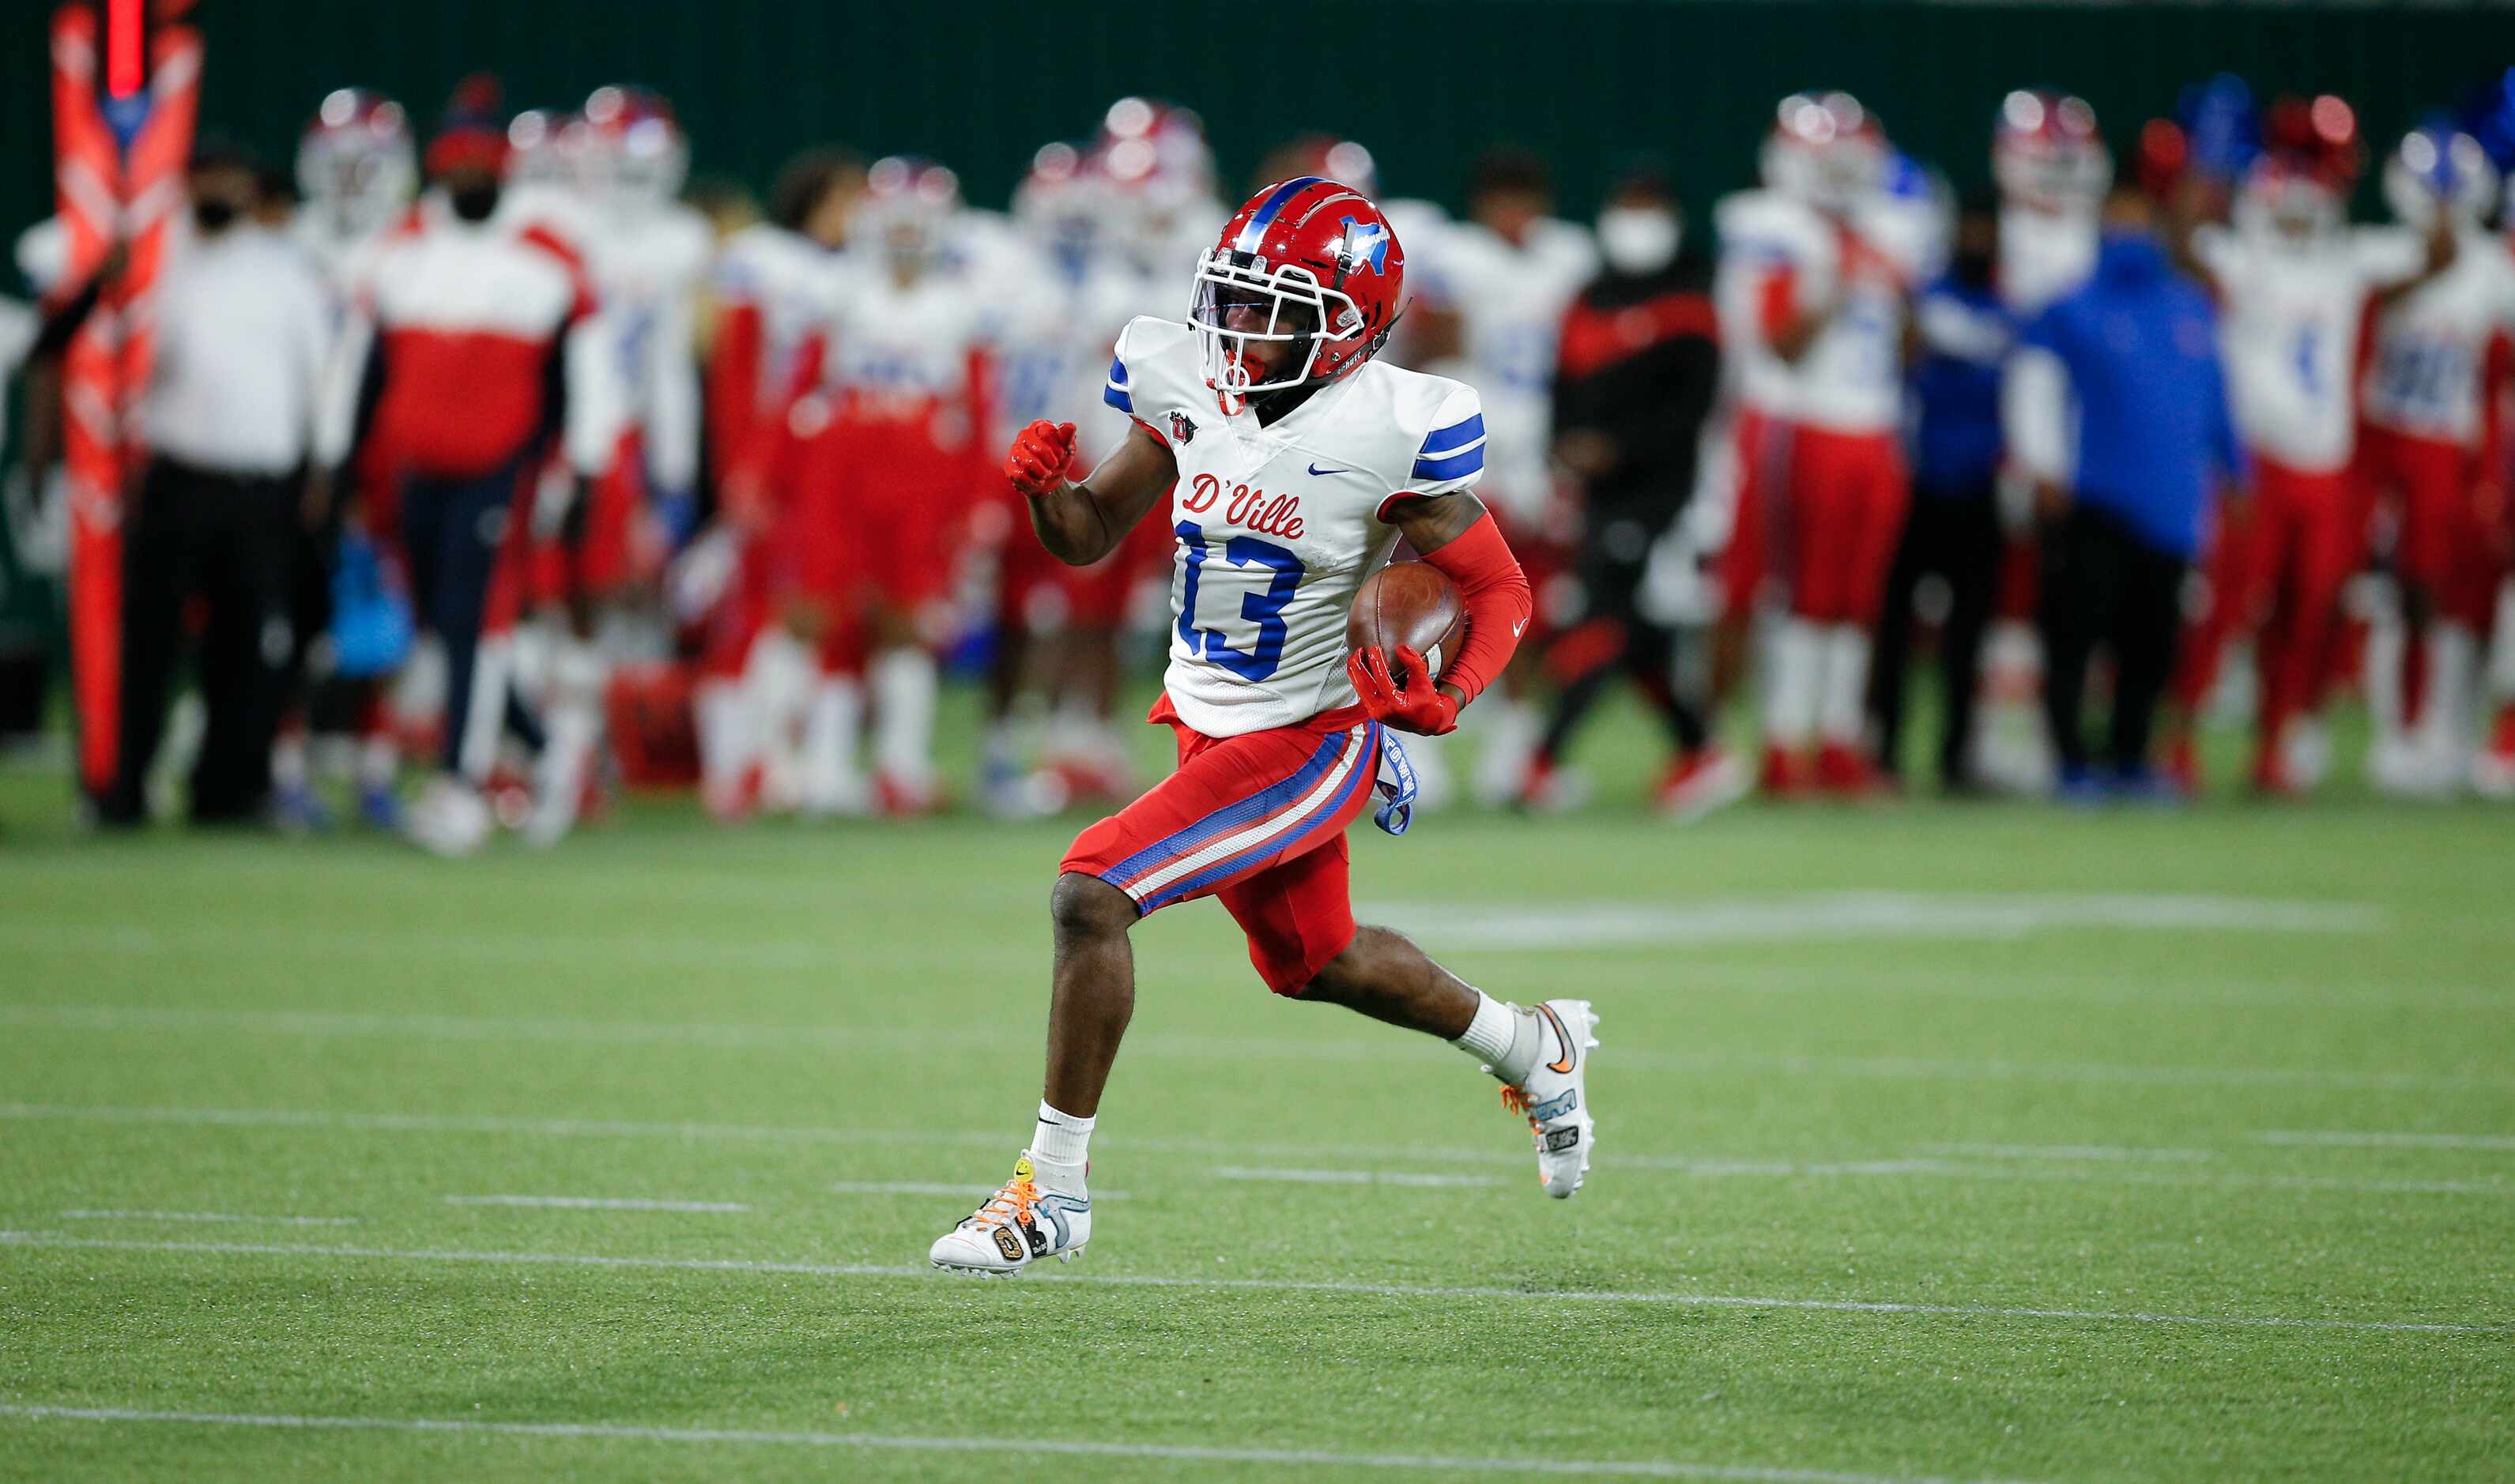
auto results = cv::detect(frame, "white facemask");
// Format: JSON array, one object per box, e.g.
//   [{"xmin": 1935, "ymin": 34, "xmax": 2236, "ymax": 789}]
[{"xmin": 1597, "ymin": 206, "xmax": 1680, "ymax": 275}]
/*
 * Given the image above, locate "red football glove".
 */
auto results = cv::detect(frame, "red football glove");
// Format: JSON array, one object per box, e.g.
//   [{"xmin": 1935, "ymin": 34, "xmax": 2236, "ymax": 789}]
[
  {"xmin": 1006, "ymin": 419, "xmax": 1077, "ymax": 498},
  {"xmin": 1347, "ymin": 644, "xmax": 1460, "ymax": 736}
]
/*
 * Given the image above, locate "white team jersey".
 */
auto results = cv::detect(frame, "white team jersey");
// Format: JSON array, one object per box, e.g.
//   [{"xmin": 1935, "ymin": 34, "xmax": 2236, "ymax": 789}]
[
  {"xmin": 1997, "ymin": 205, "xmax": 2098, "ymax": 317},
  {"xmin": 713, "ymin": 223, "xmax": 845, "ymax": 423},
  {"xmin": 1106, "ymin": 316, "xmax": 1484, "ymax": 737},
  {"xmin": 1714, "ymin": 190, "xmax": 1902, "ymax": 435},
  {"xmin": 1412, "ymin": 217, "xmax": 1594, "ymax": 514},
  {"xmin": 815, "ymin": 265, "xmax": 990, "ymax": 431},
  {"xmin": 2360, "ymin": 227, "xmax": 2515, "ymax": 446},
  {"xmin": 583, "ymin": 202, "xmax": 711, "ymax": 494},
  {"xmin": 988, "ymin": 243, "xmax": 1151, "ymax": 453},
  {"xmin": 2198, "ymin": 225, "xmax": 2424, "ymax": 472}
]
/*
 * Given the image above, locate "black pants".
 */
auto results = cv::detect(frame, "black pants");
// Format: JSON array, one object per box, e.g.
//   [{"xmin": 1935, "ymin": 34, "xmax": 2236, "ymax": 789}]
[
  {"xmin": 1868, "ymin": 484, "xmax": 2001, "ymax": 787},
  {"xmin": 2037, "ymin": 501, "xmax": 2187, "ymax": 776},
  {"xmin": 1537, "ymin": 518, "xmax": 1710, "ymax": 766},
  {"xmin": 104, "ymin": 458, "xmax": 300, "ymax": 825},
  {"xmin": 400, "ymin": 457, "xmax": 524, "ymax": 776}
]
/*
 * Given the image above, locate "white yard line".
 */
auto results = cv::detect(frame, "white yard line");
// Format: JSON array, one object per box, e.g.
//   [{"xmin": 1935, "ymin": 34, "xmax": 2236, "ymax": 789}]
[
  {"xmin": 0, "ymin": 1403, "xmax": 2019, "ymax": 1483},
  {"xmin": 7, "ymin": 1004, "xmax": 2505, "ymax": 1091},
  {"xmin": 2257, "ymin": 1131, "xmax": 2515, "ymax": 1152},
  {"xmin": 1213, "ymin": 1166, "xmax": 1502, "ymax": 1188},
  {"xmin": 0, "ymin": 1233, "xmax": 2496, "ymax": 1336},
  {"xmin": 1362, "ymin": 893, "xmax": 2389, "ymax": 949},
  {"xmin": 445, "ymin": 1196, "xmax": 751, "ymax": 1214},
  {"xmin": 1919, "ymin": 1144, "xmax": 2217, "ymax": 1163},
  {"xmin": 830, "ymin": 1181, "xmax": 1132, "ymax": 1200},
  {"xmin": 58, "ymin": 1209, "xmax": 359, "ymax": 1227},
  {"xmin": 6, "ymin": 1104, "xmax": 2508, "ymax": 1199}
]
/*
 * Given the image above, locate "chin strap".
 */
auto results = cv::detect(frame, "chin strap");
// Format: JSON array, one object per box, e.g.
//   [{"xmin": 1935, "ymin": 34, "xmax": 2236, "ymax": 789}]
[{"xmin": 1372, "ymin": 733, "xmax": 1418, "ymax": 837}]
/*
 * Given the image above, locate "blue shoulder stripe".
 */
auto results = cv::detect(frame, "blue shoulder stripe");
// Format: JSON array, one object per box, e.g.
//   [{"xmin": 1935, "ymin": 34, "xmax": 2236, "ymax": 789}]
[
  {"xmin": 1107, "ymin": 353, "xmax": 1129, "ymax": 387},
  {"xmin": 1419, "ymin": 413, "xmax": 1484, "ymax": 458},
  {"xmin": 1411, "ymin": 445, "xmax": 1484, "ymax": 481},
  {"xmin": 1104, "ymin": 382, "xmax": 1134, "ymax": 414}
]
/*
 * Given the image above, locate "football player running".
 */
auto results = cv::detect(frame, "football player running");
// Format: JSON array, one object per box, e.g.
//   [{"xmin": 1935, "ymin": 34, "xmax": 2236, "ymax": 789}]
[{"xmin": 931, "ymin": 178, "xmax": 1597, "ymax": 1275}]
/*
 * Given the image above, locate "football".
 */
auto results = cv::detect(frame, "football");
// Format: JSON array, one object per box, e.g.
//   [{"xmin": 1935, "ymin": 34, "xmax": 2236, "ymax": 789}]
[{"xmin": 1347, "ymin": 560, "xmax": 1465, "ymax": 687}]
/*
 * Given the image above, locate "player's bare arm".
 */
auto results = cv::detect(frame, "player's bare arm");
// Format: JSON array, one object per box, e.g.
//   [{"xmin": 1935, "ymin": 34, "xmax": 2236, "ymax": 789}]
[{"xmin": 1006, "ymin": 418, "xmax": 1177, "ymax": 567}]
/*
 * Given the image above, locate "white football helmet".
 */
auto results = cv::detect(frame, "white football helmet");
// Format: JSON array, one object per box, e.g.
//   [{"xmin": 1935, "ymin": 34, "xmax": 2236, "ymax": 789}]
[
  {"xmin": 2235, "ymin": 153, "xmax": 2343, "ymax": 247},
  {"xmin": 583, "ymin": 85, "xmax": 688, "ymax": 215},
  {"xmin": 2383, "ymin": 126, "xmax": 2498, "ymax": 229},
  {"xmin": 858, "ymin": 155, "xmax": 961, "ymax": 272},
  {"xmin": 296, "ymin": 88, "xmax": 416, "ymax": 239},
  {"xmin": 1762, "ymin": 92, "xmax": 1887, "ymax": 213},
  {"xmin": 1993, "ymin": 89, "xmax": 2110, "ymax": 212}
]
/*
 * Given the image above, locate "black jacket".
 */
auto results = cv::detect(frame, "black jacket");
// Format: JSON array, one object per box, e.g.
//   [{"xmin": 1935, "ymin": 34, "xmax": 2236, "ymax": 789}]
[{"xmin": 1549, "ymin": 247, "xmax": 1721, "ymax": 533}]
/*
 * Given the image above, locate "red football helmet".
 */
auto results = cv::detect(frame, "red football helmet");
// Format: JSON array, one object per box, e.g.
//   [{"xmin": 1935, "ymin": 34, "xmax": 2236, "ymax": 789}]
[
  {"xmin": 1191, "ymin": 176, "xmax": 1404, "ymax": 405},
  {"xmin": 1993, "ymin": 89, "xmax": 2110, "ymax": 211}
]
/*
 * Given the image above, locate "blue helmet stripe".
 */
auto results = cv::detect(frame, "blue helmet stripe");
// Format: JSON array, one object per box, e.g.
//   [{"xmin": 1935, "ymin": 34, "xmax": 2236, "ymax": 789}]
[{"xmin": 1235, "ymin": 176, "xmax": 1325, "ymax": 254}]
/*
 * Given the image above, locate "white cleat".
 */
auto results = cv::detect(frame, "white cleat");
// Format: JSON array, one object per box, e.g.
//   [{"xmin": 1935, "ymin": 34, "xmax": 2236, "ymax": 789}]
[
  {"xmin": 1498, "ymin": 999, "xmax": 1599, "ymax": 1199},
  {"xmin": 405, "ymin": 777, "xmax": 492, "ymax": 857},
  {"xmin": 928, "ymin": 1152, "xmax": 1092, "ymax": 1276}
]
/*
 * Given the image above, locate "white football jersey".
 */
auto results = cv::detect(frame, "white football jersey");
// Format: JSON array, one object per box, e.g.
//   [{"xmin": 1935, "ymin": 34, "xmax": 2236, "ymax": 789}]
[
  {"xmin": 1105, "ymin": 315, "xmax": 1484, "ymax": 737},
  {"xmin": 1412, "ymin": 217, "xmax": 1595, "ymax": 515},
  {"xmin": 2199, "ymin": 225, "xmax": 2423, "ymax": 472},
  {"xmin": 814, "ymin": 265, "xmax": 991, "ymax": 438},
  {"xmin": 1714, "ymin": 190, "xmax": 1902, "ymax": 435},
  {"xmin": 2359, "ymin": 228, "xmax": 2515, "ymax": 446},
  {"xmin": 711, "ymin": 223, "xmax": 845, "ymax": 424},
  {"xmin": 986, "ymin": 243, "xmax": 1152, "ymax": 454},
  {"xmin": 1997, "ymin": 205, "xmax": 2098, "ymax": 317},
  {"xmin": 583, "ymin": 202, "xmax": 711, "ymax": 495}
]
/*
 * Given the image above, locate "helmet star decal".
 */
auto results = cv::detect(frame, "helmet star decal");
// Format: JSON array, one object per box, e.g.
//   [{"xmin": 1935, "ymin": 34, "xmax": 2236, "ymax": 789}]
[{"xmin": 1337, "ymin": 217, "xmax": 1391, "ymax": 276}]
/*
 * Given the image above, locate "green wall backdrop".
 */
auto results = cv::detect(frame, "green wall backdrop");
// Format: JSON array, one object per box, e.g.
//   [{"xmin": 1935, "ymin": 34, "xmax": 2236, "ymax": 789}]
[{"xmin": 6, "ymin": 2, "xmax": 2514, "ymax": 278}]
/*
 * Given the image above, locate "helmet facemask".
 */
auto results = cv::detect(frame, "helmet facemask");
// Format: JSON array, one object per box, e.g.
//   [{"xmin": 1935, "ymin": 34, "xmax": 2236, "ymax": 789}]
[{"xmin": 1190, "ymin": 248, "xmax": 1367, "ymax": 404}]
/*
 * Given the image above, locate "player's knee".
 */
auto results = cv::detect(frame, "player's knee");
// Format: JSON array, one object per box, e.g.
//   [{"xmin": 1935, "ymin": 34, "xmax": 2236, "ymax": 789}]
[{"xmin": 1050, "ymin": 871, "xmax": 1135, "ymax": 941}]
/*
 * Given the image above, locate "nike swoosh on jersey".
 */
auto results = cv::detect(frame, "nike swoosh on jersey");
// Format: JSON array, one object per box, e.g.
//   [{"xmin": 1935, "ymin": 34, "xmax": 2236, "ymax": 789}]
[{"xmin": 1307, "ymin": 463, "xmax": 1353, "ymax": 476}]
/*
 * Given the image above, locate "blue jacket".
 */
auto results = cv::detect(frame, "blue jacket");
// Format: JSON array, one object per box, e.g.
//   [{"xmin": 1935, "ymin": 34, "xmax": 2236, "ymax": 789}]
[
  {"xmin": 2019, "ymin": 233, "xmax": 2240, "ymax": 558},
  {"xmin": 1906, "ymin": 274, "xmax": 2010, "ymax": 495}
]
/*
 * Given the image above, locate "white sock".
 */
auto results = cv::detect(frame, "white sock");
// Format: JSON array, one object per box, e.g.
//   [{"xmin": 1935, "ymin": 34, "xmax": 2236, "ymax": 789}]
[
  {"xmin": 1030, "ymin": 1101, "xmax": 1092, "ymax": 1194},
  {"xmin": 271, "ymin": 732, "xmax": 310, "ymax": 792},
  {"xmin": 1452, "ymin": 990, "xmax": 1542, "ymax": 1084},
  {"xmin": 2418, "ymin": 622, "xmax": 2477, "ymax": 772},
  {"xmin": 872, "ymin": 648, "xmax": 938, "ymax": 787},
  {"xmin": 2366, "ymin": 610, "xmax": 2407, "ymax": 753},
  {"xmin": 694, "ymin": 679, "xmax": 752, "ymax": 804},
  {"xmin": 1764, "ymin": 617, "xmax": 1824, "ymax": 748},
  {"xmin": 356, "ymin": 730, "xmax": 398, "ymax": 791},
  {"xmin": 801, "ymin": 674, "xmax": 867, "ymax": 814},
  {"xmin": 527, "ymin": 638, "xmax": 607, "ymax": 840},
  {"xmin": 1818, "ymin": 623, "xmax": 1871, "ymax": 745}
]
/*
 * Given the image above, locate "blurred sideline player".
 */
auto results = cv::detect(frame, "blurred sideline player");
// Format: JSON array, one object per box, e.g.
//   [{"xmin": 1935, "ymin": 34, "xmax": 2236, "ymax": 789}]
[
  {"xmin": 518, "ymin": 86, "xmax": 710, "ymax": 846},
  {"xmin": 2167, "ymin": 105, "xmax": 2449, "ymax": 795},
  {"xmin": 1715, "ymin": 92, "xmax": 1912, "ymax": 797},
  {"xmin": 1525, "ymin": 165, "xmax": 1739, "ymax": 816},
  {"xmin": 316, "ymin": 79, "xmax": 608, "ymax": 854},
  {"xmin": 1095, "ymin": 98, "xmax": 1228, "ymax": 284},
  {"xmin": 694, "ymin": 148, "xmax": 862, "ymax": 819},
  {"xmin": 1978, "ymin": 90, "xmax": 2109, "ymax": 793},
  {"xmin": 934, "ymin": 175, "xmax": 1595, "ymax": 1277},
  {"xmin": 1410, "ymin": 148, "xmax": 1597, "ymax": 807},
  {"xmin": 982, "ymin": 141, "xmax": 1163, "ymax": 817},
  {"xmin": 775, "ymin": 156, "xmax": 991, "ymax": 815},
  {"xmin": 273, "ymin": 88, "xmax": 418, "ymax": 831},
  {"xmin": 2357, "ymin": 126, "xmax": 2515, "ymax": 797}
]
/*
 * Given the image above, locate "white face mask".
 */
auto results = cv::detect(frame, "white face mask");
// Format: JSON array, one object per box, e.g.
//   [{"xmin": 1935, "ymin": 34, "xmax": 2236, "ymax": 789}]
[{"xmin": 1597, "ymin": 206, "xmax": 1680, "ymax": 274}]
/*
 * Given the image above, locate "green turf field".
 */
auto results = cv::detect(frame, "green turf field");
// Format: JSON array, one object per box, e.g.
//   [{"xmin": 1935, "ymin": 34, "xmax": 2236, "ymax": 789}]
[{"xmin": 1, "ymin": 702, "xmax": 2510, "ymax": 1482}]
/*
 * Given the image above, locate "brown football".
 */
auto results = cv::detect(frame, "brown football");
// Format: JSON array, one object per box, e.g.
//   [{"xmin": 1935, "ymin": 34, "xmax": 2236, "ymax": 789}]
[{"xmin": 1347, "ymin": 560, "xmax": 1466, "ymax": 687}]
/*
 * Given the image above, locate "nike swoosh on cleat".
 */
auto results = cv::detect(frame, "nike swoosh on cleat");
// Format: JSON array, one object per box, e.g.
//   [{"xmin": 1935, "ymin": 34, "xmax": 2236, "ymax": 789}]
[
  {"xmin": 1537, "ymin": 1003, "xmax": 1578, "ymax": 1075},
  {"xmin": 1307, "ymin": 463, "xmax": 1352, "ymax": 476}
]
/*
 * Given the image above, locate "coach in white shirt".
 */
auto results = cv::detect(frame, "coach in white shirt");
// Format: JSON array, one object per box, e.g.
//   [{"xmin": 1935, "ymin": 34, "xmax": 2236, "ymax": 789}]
[{"xmin": 104, "ymin": 144, "xmax": 332, "ymax": 827}]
